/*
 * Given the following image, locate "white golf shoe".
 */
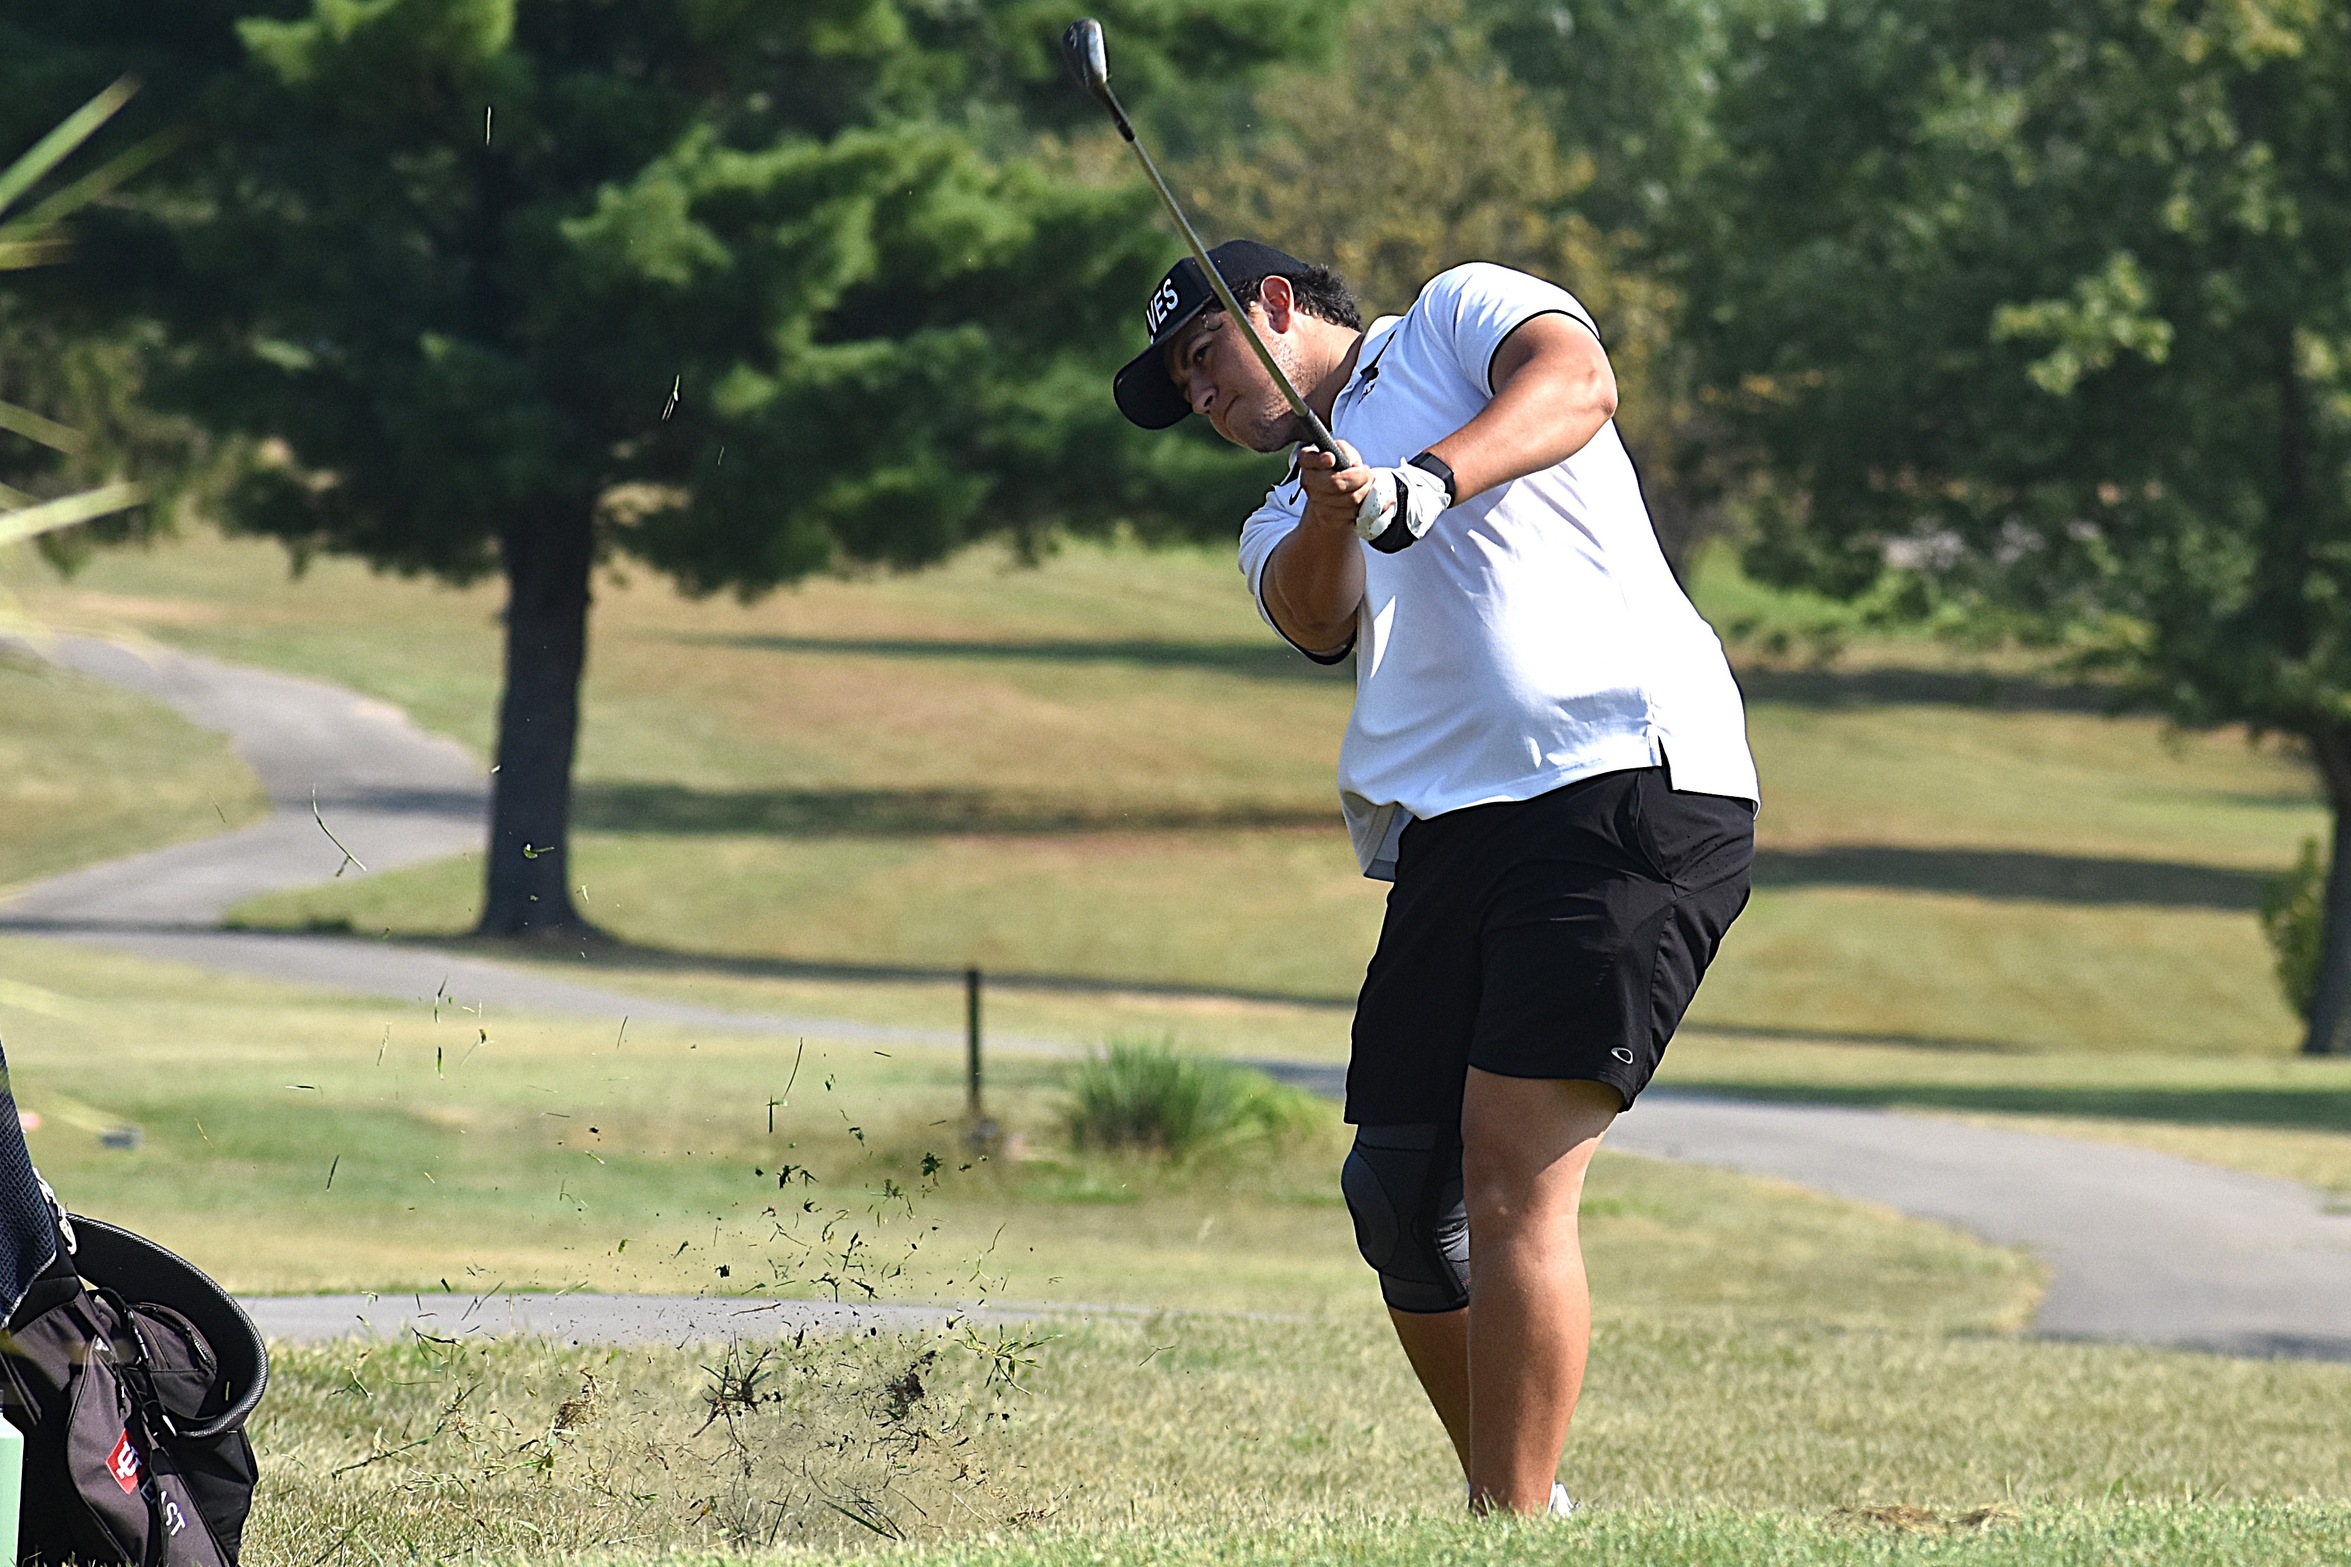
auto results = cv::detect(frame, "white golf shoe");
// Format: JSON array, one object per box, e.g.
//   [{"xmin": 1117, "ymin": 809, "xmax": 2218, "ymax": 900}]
[{"xmin": 1467, "ymin": 1482, "xmax": 1579, "ymax": 1517}]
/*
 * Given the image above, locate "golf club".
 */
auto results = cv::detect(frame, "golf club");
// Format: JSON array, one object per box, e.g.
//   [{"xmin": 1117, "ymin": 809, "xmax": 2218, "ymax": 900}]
[{"xmin": 1061, "ymin": 18, "xmax": 1340, "ymax": 458}]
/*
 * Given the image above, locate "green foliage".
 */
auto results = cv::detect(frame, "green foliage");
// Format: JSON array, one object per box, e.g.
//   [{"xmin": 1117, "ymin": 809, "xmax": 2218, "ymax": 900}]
[
  {"xmin": 1689, "ymin": 0, "xmax": 2351, "ymax": 707},
  {"xmin": 1685, "ymin": 0, "xmax": 2351, "ymax": 1045},
  {"xmin": 0, "ymin": 74, "xmax": 148, "ymax": 272},
  {"xmin": 1185, "ymin": 0, "xmax": 1600, "ymax": 319},
  {"xmin": 0, "ymin": 76, "xmax": 190, "ymax": 560},
  {"xmin": 1180, "ymin": 0, "xmax": 1724, "ymax": 571},
  {"xmin": 1481, "ymin": 0, "xmax": 1742, "ymax": 241},
  {"xmin": 1, "ymin": 0, "xmax": 1335, "ymax": 581},
  {"xmin": 0, "ymin": 0, "xmax": 1343, "ymax": 931},
  {"xmin": 1065, "ymin": 1038, "xmax": 1318, "ymax": 1158},
  {"xmin": 2263, "ymin": 836, "xmax": 2329, "ymax": 1022}
]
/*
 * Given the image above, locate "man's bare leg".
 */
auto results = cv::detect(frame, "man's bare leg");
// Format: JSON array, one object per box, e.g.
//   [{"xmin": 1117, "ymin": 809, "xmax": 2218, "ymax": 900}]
[
  {"xmin": 1460, "ymin": 1070, "xmax": 1619, "ymax": 1514},
  {"xmin": 1388, "ymin": 1306, "xmax": 1471, "ymax": 1477}
]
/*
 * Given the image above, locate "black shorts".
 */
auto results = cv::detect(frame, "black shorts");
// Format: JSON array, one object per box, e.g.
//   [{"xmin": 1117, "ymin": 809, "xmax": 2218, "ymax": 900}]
[{"xmin": 1346, "ymin": 767, "xmax": 1754, "ymax": 1123}]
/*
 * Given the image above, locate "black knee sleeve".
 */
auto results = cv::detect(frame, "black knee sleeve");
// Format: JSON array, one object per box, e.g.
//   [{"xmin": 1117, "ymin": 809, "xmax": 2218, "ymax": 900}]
[{"xmin": 1341, "ymin": 1122, "xmax": 1470, "ymax": 1314}]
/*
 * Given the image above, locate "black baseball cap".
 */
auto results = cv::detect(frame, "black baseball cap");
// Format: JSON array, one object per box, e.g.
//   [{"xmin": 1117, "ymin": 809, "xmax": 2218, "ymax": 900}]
[{"xmin": 1114, "ymin": 240, "xmax": 1313, "ymax": 430}]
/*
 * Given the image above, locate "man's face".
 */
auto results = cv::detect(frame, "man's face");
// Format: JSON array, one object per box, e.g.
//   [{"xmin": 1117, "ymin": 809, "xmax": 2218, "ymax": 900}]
[{"xmin": 1164, "ymin": 300, "xmax": 1304, "ymax": 453}]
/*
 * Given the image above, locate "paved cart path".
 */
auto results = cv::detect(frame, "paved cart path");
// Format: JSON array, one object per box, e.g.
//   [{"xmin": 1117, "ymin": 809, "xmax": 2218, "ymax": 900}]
[
  {"xmin": 1612, "ymin": 1095, "xmax": 2351, "ymax": 1360},
  {"xmin": 3, "ymin": 635, "xmax": 487, "ymax": 927},
  {"xmin": 8, "ymin": 636, "xmax": 2351, "ymax": 1358}
]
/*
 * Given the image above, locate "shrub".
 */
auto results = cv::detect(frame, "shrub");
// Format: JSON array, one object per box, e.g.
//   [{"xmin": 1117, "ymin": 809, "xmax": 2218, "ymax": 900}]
[
  {"xmin": 2261, "ymin": 836, "xmax": 2327, "ymax": 1021},
  {"xmin": 1064, "ymin": 1038, "xmax": 1320, "ymax": 1159}
]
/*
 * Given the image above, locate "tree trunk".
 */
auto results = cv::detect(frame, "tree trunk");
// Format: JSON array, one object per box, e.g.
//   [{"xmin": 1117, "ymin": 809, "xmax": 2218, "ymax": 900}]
[
  {"xmin": 479, "ymin": 500, "xmax": 598, "ymax": 939},
  {"xmin": 2299, "ymin": 729, "xmax": 2351, "ymax": 1054}
]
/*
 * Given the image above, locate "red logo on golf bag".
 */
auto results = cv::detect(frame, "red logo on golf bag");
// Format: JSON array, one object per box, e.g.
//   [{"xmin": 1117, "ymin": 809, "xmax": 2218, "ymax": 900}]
[{"xmin": 107, "ymin": 1429, "xmax": 143, "ymax": 1492}]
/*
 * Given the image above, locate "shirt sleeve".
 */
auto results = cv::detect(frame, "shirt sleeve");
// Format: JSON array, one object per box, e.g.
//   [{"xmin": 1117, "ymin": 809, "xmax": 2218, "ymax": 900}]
[
  {"xmin": 1422, "ymin": 262, "xmax": 1602, "ymax": 397},
  {"xmin": 1237, "ymin": 471, "xmax": 1354, "ymax": 665}
]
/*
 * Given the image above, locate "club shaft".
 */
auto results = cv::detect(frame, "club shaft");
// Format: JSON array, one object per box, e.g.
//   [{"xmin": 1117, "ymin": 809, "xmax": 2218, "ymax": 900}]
[{"xmin": 1112, "ymin": 108, "xmax": 1339, "ymax": 455}]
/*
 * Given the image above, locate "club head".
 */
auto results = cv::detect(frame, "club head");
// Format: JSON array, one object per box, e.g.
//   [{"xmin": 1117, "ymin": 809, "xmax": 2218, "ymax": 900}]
[{"xmin": 1062, "ymin": 18, "xmax": 1113, "ymax": 110}]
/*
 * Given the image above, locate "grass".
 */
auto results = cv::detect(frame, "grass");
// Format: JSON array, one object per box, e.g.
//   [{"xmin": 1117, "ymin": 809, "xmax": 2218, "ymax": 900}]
[
  {"xmin": 1062, "ymin": 1039, "xmax": 1320, "ymax": 1156},
  {"xmin": 8, "ymin": 527, "xmax": 2328, "ymax": 1054},
  {"xmin": 354, "ymin": 943, "xmax": 2351, "ymax": 1202},
  {"xmin": 5, "ymin": 923, "xmax": 2346, "ymax": 1561},
  {"xmin": 850, "ymin": 1505, "xmax": 2351, "ymax": 1565},
  {"xmin": 268, "ymin": 942, "xmax": 2348, "ymax": 1202},
  {"xmin": 244, "ymin": 1319, "xmax": 2351, "ymax": 1563},
  {"xmin": 876, "ymin": 1506, "xmax": 2351, "ymax": 1567},
  {"xmin": 0, "ymin": 643, "xmax": 266, "ymax": 890},
  {"xmin": 2, "ymin": 935, "xmax": 2047, "ymax": 1321},
  {"xmin": 12, "ymin": 528, "xmax": 2351, "ymax": 1558},
  {"xmin": 0, "ymin": 937, "xmax": 1349, "ymax": 1309},
  {"xmin": 1693, "ymin": 890, "xmax": 2289, "ymax": 1055},
  {"xmin": 24, "ymin": 933, "xmax": 2320, "ymax": 1564},
  {"xmin": 228, "ymin": 830, "xmax": 1387, "ymax": 1003}
]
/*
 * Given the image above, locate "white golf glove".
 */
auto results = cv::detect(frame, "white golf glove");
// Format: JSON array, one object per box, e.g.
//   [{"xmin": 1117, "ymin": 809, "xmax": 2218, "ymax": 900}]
[{"xmin": 1353, "ymin": 460, "xmax": 1451, "ymax": 553}]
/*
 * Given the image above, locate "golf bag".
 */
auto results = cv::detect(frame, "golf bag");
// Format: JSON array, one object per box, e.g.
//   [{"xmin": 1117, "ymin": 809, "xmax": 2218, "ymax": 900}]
[{"xmin": 0, "ymin": 1043, "xmax": 267, "ymax": 1564}]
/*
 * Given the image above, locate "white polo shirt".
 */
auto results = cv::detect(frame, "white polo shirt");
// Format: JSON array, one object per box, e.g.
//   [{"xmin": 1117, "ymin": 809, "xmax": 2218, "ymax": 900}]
[{"xmin": 1237, "ymin": 262, "xmax": 1758, "ymax": 879}]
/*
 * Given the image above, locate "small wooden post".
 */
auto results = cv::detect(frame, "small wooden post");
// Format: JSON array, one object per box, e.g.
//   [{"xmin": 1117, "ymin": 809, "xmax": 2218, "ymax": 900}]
[
  {"xmin": 963, "ymin": 967, "xmax": 1001, "ymax": 1153},
  {"xmin": 964, "ymin": 966, "xmax": 983, "ymax": 1116}
]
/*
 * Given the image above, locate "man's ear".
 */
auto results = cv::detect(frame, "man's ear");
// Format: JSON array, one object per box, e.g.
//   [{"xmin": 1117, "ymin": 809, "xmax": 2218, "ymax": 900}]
[{"xmin": 1257, "ymin": 274, "xmax": 1296, "ymax": 334}]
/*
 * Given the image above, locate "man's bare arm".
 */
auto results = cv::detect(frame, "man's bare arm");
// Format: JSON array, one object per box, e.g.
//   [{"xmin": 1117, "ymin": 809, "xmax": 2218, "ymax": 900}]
[
  {"xmin": 1262, "ymin": 443, "xmax": 1372, "ymax": 656},
  {"xmin": 1260, "ymin": 314, "xmax": 1618, "ymax": 657},
  {"xmin": 1428, "ymin": 313, "xmax": 1618, "ymax": 500}
]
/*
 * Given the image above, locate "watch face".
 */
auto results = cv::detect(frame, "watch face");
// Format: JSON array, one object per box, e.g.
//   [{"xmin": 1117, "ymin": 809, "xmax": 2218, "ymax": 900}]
[{"xmin": 1407, "ymin": 451, "xmax": 1457, "ymax": 506}]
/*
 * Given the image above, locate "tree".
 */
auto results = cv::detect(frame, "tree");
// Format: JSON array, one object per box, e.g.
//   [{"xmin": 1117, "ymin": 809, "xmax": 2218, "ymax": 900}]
[
  {"xmin": 0, "ymin": 0, "xmax": 1330, "ymax": 937},
  {"xmin": 1181, "ymin": 0, "xmax": 1715, "ymax": 574},
  {"xmin": 1685, "ymin": 0, "xmax": 2351, "ymax": 1051},
  {"xmin": 1482, "ymin": 0, "xmax": 1740, "ymax": 242}
]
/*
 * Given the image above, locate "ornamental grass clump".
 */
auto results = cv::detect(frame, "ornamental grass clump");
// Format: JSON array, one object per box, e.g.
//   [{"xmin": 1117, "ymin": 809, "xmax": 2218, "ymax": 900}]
[
  {"xmin": 2263, "ymin": 836, "xmax": 2326, "ymax": 1021},
  {"xmin": 1064, "ymin": 1038, "xmax": 1319, "ymax": 1159}
]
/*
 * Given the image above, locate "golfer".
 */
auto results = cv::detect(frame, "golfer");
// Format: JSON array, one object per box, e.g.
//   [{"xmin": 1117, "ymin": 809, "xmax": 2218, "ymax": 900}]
[{"xmin": 1113, "ymin": 242, "xmax": 1758, "ymax": 1515}]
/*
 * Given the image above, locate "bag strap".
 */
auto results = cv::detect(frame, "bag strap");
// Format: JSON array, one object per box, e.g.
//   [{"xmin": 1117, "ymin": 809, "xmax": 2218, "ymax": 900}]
[
  {"xmin": 93, "ymin": 1284, "xmax": 184, "ymax": 1440},
  {"xmin": 87, "ymin": 1286, "xmax": 230, "ymax": 1567}
]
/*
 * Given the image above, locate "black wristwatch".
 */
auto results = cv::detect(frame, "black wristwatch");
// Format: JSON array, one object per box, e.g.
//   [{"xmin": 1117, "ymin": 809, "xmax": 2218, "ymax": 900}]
[{"xmin": 1406, "ymin": 451, "xmax": 1458, "ymax": 507}]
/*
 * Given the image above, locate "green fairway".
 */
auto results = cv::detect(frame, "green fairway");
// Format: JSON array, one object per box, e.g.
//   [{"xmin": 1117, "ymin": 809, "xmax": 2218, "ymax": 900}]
[
  {"xmin": 13, "ymin": 527, "xmax": 2322, "ymax": 1055},
  {"xmin": 6, "ymin": 935, "xmax": 1347, "ymax": 1306},
  {"xmin": 867, "ymin": 1506, "xmax": 2351, "ymax": 1567},
  {"xmin": 3, "ymin": 934, "xmax": 2040, "ymax": 1319},
  {"xmin": 11, "ymin": 527, "xmax": 2349, "ymax": 1562},
  {"xmin": 8, "ymin": 934, "xmax": 2347, "ymax": 1564},
  {"xmin": 15, "ymin": 938, "xmax": 2322, "ymax": 1566},
  {"xmin": 243, "ymin": 1319, "xmax": 2351, "ymax": 1564},
  {"xmin": 0, "ymin": 644, "xmax": 266, "ymax": 891}
]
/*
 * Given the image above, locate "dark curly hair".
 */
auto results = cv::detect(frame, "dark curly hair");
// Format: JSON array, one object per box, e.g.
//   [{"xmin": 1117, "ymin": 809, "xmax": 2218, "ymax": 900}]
[{"xmin": 1223, "ymin": 263, "xmax": 1363, "ymax": 331}]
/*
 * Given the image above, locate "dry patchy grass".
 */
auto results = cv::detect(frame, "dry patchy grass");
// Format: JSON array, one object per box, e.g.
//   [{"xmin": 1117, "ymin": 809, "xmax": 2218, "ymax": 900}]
[{"xmin": 9, "ymin": 528, "xmax": 2329, "ymax": 1053}]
